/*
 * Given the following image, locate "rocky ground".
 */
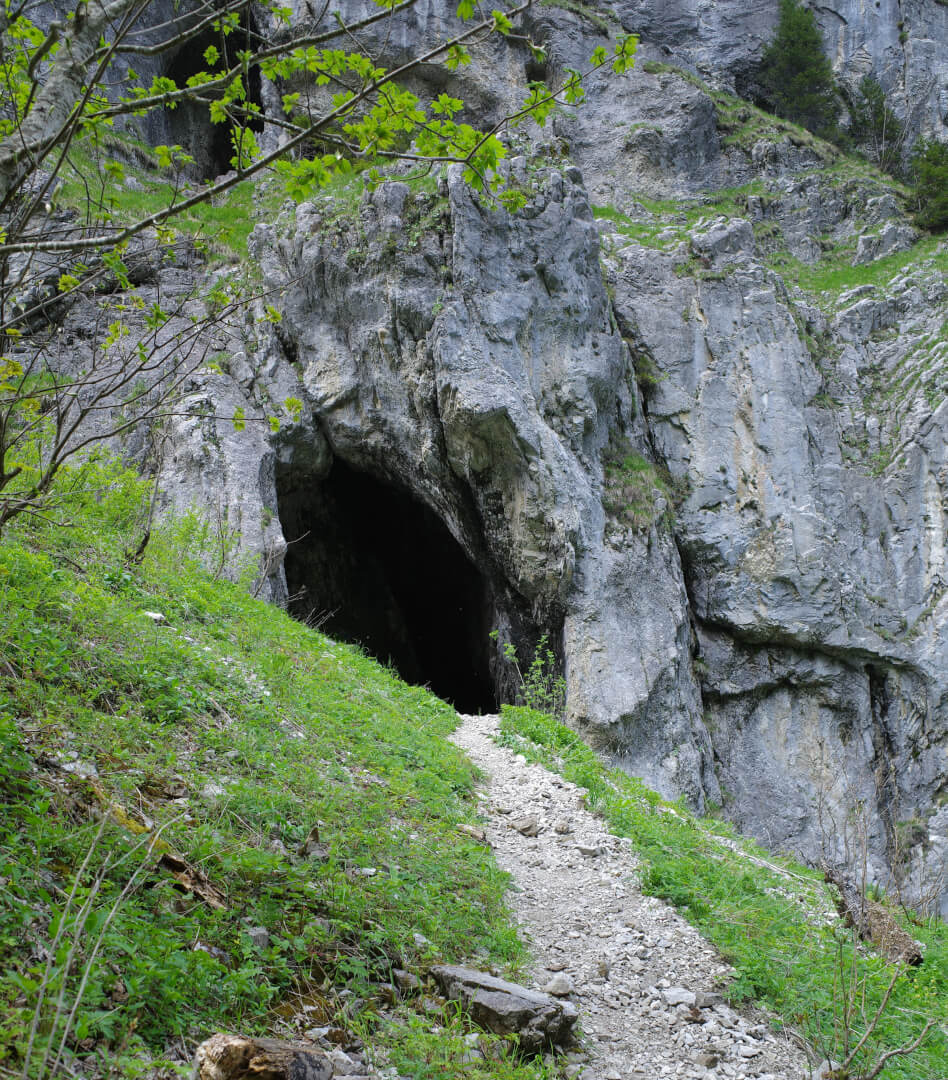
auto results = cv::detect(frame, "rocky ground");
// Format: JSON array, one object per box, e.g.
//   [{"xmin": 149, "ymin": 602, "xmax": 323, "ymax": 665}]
[{"xmin": 452, "ymin": 714, "xmax": 813, "ymax": 1080}]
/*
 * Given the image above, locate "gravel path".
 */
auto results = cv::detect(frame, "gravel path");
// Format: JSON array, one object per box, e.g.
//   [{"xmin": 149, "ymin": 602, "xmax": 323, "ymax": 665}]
[{"xmin": 452, "ymin": 713, "xmax": 812, "ymax": 1080}]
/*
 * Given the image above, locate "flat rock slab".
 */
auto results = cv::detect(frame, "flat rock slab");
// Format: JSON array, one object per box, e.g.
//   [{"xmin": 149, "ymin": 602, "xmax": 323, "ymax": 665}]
[
  {"xmin": 195, "ymin": 1033, "xmax": 332, "ymax": 1080},
  {"xmin": 430, "ymin": 964, "xmax": 578, "ymax": 1051}
]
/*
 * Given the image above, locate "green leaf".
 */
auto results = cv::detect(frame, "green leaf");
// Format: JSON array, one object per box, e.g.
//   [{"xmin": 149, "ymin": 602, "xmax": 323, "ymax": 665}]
[
  {"xmin": 446, "ymin": 44, "xmax": 471, "ymax": 70},
  {"xmin": 563, "ymin": 68, "xmax": 585, "ymax": 106},
  {"xmin": 612, "ymin": 33, "xmax": 638, "ymax": 74},
  {"xmin": 498, "ymin": 189, "xmax": 527, "ymax": 212},
  {"xmin": 456, "ymin": 0, "xmax": 475, "ymax": 19},
  {"xmin": 492, "ymin": 9, "xmax": 512, "ymax": 34}
]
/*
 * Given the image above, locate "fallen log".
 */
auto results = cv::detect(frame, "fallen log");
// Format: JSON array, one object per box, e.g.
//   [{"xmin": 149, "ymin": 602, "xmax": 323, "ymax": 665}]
[
  {"xmin": 195, "ymin": 1034, "xmax": 332, "ymax": 1080},
  {"xmin": 822, "ymin": 865, "xmax": 923, "ymax": 966}
]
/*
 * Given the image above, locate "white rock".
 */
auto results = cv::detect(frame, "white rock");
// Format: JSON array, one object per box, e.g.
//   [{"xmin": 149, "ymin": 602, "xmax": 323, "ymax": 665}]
[{"xmin": 543, "ymin": 972, "xmax": 575, "ymax": 996}]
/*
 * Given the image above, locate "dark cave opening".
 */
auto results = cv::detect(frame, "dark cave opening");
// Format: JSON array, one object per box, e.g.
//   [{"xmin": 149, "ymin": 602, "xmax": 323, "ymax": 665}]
[
  {"xmin": 162, "ymin": 17, "xmax": 264, "ymax": 181},
  {"xmin": 277, "ymin": 457, "xmax": 498, "ymax": 714}
]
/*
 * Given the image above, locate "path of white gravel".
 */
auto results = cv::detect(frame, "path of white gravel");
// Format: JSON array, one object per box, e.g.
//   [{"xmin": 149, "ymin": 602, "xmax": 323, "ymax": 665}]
[{"xmin": 452, "ymin": 713, "xmax": 812, "ymax": 1080}]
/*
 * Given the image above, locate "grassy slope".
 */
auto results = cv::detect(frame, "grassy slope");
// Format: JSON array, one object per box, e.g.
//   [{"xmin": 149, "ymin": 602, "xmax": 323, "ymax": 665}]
[
  {"xmin": 498, "ymin": 707, "xmax": 947, "ymax": 1080},
  {"xmin": 2, "ymin": 463, "xmax": 945, "ymax": 1080},
  {"xmin": 598, "ymin": 63, "xmax": 947, "ymax": 310},
  {"xmin": 0, "ymin": 460, "xmax": 555, "ymax": 1080}
]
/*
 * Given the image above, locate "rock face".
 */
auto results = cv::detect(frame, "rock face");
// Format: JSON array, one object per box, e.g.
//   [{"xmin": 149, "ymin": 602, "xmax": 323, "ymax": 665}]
[
  {"xmin": 114, "ymin": 2, "xmax": 946, "ymax": 909},
  {"xmin": 430, "ymin": 964, "xmax": 579, "ymax": 1050},
  {"xmin": 252, "ymin": 163, "xmax": 717, "ymax": 807},
  {"xmin": 604, "ymin": 0, "xmax": 948, "ymax": 143}
]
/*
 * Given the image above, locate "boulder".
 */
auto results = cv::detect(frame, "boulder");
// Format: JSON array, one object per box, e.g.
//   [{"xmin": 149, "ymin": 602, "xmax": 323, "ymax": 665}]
[
  {"xmin": 430, "ymin": 964, "xmax": 578, "ymax": 1051},
  {"xmin": 852, "ymin": 222, "xmax": 918, "ymax": 265}
]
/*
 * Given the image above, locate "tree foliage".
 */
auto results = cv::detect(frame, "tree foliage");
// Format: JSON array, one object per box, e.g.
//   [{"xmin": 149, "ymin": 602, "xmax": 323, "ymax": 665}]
[
  {"xmin": 0, "ymin": 0, "xmax": 637, "ymax": 533},
  {"xmin": 910, "ymin": 138, "xmax": 948, "ymax": 232},
  {"xmin": 847, "ymin": 75, "xmax": 904, "ymax": 175},
  {"xmin": 757, "ymin": 0, "xmax": 839, "ymax": 140}
]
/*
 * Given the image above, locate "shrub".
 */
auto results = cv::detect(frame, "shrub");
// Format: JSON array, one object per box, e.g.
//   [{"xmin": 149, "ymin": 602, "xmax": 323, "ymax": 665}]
[
  {"xmin": 910, "ymin": 138, "xmax": 948, "ymax": 232},
  {"xmin": 758, "ymin": 0, "xmax": 840, "ymax": 140},
  {"xmin": 847, "ymin": 75, "xmax": 905, "ymax": 175}
]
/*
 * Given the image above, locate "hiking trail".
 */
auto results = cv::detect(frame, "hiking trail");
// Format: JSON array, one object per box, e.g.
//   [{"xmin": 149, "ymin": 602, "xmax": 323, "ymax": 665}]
[{"xmin": 452, "ymin": 713, "xmax": 812, "ymax": 1080}]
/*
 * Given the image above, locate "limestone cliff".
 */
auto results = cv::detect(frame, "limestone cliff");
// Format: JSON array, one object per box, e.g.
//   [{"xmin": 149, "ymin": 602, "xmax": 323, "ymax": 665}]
[{"xmin": 148, "ymin": 1, "xmax": 948, "ymax": 911}]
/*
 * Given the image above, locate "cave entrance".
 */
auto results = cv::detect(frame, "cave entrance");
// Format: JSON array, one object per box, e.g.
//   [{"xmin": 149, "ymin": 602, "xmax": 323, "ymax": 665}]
[
  {"xmin": 277, "ymin": 457, "xmax": 498, "ymax": 714},
  {"xmin": 162, "ymin": 15, "xmax": 264, "ymax": 180}
]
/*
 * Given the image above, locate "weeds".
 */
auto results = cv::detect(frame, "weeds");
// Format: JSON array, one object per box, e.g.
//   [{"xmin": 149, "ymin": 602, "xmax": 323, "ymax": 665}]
[
  {"xmin": 491, "ymin": 631, "xmax": 566, "ymax": 719},
  {"xmin": 600, "ymin": 438, "xmax": 686, "ymax": 531}
]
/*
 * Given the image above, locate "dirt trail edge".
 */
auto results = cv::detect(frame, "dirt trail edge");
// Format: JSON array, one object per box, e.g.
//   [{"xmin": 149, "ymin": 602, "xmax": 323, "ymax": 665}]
[{"xmin": 451, "ymin": 713, "xmax": 811, "ymax": 1080}]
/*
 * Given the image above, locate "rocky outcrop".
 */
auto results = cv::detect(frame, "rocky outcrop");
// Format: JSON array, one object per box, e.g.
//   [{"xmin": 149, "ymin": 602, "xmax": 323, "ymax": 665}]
[
  {"xmin": 117, "ymin": 1, "xmax": 947, "ymax": 909},
  {"xmin": 602, "ymin": 0, "xmax": 948, "ymax": 143},
  {"xmin": 250, "ymin": 162, "xmax": 717, "ymax": 806}
]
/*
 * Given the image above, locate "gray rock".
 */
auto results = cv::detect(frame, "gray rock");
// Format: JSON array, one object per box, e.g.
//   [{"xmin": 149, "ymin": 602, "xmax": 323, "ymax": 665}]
[
  {"xmin": 430, "ymin": 964, "xmax": 578, "ymax": 1051},
  {"xmin": 690, "ymin": 218, "xmax": 754, "ymax": 260},
  {"xmin": 576, "ymin": 843, "xmax": 603, "ymax": 857},
  {"xmin": 542, "ymin": 972, "xmax": 575, "ymax": 996},
  {"xmin": 245, "ymin": 926, "xmax": 270, "ymax": 950},
  {"xmin": 853, "ymin": 222, "xmax": 919, "ymax": 265},
  {"xmin": 393, "ymin": 969, "xmax": 420, "ymax": 994},
  {"xmin": 328, "ymin": 1049, "xmax": 360, "ymax": 1076},
  {"xmin": 662, "ymin": 987, "xmax": 697, "ymax": 1007},
  {"xmin": 511, "ymin": 815, "xmax": 540, "ymax": 838}
]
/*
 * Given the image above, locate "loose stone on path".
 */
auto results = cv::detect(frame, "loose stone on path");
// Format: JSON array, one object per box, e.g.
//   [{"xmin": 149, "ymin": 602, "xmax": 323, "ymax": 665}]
[{"xmin": 451, "ymin": 714, "xmax": 809, "ymax": 1080}]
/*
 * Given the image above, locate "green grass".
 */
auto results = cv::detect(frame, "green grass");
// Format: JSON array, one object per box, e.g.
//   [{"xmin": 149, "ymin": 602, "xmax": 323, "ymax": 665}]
[
  {"xmin": 601, "ymin": 439, "xmax": 686, "ymax": 530},
  {"xmin": 593, "ymin": 181, "xmax": 769, "ymax": 254},
  {"xmin": 0, "ymin": 456, "xmax": 557, "ymax": 1080},
  {"xmin": 57, "ymin": 140, "xmax": 286, "ymax": 261},
  {"xmin": 497, "ymin": 706, "xmax": 948, "ymax": 1080},
  {"xmin": 536, "ymin": 0, "xmax": 615, "ymax": 35},
  {"xmin": 769, "ymin": 236, "xmax": 947, "ymax": 304}
]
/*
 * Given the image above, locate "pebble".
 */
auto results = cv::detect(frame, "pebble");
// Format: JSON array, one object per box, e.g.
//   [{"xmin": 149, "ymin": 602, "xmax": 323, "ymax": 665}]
[
  {"xmin": 512, "ymin": 815, "xmax": 540, "ymax": 837},
  {"xmin": 576, "ymin": 843, "xmax": 602, "ymax": 857},
  {"xmin": 662, "ymin": 987, "xmax": 696, "ymax": 1007}
]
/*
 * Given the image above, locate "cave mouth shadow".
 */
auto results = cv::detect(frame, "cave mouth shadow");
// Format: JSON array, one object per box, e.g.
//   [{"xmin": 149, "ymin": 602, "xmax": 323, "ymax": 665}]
[
  {"xmin": 161, "ymin": 16, "xmax": 264, "ymax": 181},
  {"xmin": 277, "ymin": 457, "xmax": 498, "ymax": 714}
]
